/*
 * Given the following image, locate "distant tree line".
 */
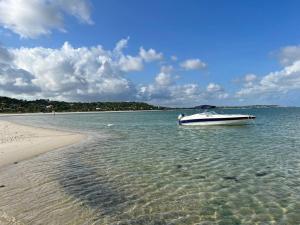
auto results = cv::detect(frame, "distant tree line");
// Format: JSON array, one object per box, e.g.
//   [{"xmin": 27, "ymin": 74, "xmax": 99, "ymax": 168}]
[{"xmin": 0, "ymin": 96, "xmax": 166, "ymax": 113}]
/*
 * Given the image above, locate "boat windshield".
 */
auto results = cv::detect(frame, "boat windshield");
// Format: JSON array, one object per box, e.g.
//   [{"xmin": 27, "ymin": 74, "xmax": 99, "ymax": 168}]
[{"xmin": 202, "ymin": 110, "xmax": 218, "ymax": 115}]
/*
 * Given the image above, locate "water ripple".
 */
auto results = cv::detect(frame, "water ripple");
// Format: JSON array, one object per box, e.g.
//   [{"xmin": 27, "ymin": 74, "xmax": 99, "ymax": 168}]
[{"xmin": 0, "ymin": 109, "xmax": 300, "ymax": 224}]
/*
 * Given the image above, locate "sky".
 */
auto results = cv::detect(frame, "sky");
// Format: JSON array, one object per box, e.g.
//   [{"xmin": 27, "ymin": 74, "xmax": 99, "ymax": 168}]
[{"xmin": 1, "ymin": 0, "xmax": 300, "ymax": 106}]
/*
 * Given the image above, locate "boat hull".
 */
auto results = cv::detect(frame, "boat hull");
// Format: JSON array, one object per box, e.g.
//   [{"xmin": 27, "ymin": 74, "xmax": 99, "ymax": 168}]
[
  {"xmin": 179, "ymin": 116, "xmax": 255, "ymax": 126},
  {"xmin": 179, "ymin": 118, "xmax": 254, "ymax": 126}
]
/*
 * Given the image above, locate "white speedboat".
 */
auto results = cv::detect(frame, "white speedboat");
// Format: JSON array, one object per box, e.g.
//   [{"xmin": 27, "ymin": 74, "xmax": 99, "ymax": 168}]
[{"xmin": 178, "ymin": 111, "xmax": 255, "ymax": 126}]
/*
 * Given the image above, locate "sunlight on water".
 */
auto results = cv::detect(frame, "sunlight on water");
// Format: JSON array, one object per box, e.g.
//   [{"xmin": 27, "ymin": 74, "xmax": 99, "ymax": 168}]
[{"xmin": 1, "ymin": 108, "xmax": 300, "ymax": 224}]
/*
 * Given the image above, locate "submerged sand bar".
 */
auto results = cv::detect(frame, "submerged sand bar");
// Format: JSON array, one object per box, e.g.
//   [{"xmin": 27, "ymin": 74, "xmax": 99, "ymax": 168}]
[{"xmin": 0, "ymin": 120, "xmax": 86, "ymax": 168}]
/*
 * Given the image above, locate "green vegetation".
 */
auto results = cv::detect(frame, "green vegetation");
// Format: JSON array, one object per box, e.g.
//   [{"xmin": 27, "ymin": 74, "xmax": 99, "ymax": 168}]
[
  {"xmin": 0, "ymin": 96, "xmax": 281, "ymax": 114},
  {"xmin": 0, "ymin": 96, "xmax": 166, "ymax": 113}
]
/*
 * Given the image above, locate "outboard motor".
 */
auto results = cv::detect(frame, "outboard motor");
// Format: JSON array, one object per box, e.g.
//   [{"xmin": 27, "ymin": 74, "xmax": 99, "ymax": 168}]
[
  {"xmin": 178, "ymin": 113, "xmax": 185, "ymax": 120},
  {"xmin": 178, "ymin": 114, "xmax": 185, "ymax": 125}
]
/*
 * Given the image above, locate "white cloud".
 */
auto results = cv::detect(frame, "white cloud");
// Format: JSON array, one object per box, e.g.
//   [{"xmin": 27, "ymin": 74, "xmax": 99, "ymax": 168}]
[
  {"xmin": 160, "ymin": 65, "xmax": 174, "ymax": 74},
  {"xmin": 114, "ymin": 38, "xmax": 144, "ymax": 72},
  {"xmin": 155, "ymin": 74, "xmax": 172, "ymax": 86},
  {"xmin": 237, "ymin": 73, "xmax": 258, "ymax": 88},
  {"xmin": 235, "ymin": 44, "xmax": 300, "ymax": 100},
  {"xmin": 206, "ymin": 83, "xmax": 228, "ymax": 99},
  {"xmin": 206, "ymin": 83, "xmax": 222, "ymax": 92},
  {"xmin": 139, "ymin": 82, "xmax": 228, "ymax": 107},
  {"xmin": 236, "ymin": 60, "xmax": 300, "ymax": 98},
  {"xmin": 277, "ymin": 45, "xmax": 300, "ymax": 66},
  {"xmin": 155, "ymin": 66, "xmax": 174, "ymax": 86},
  {"xmin": 0, "ymin": 45, "xmax": 12, "ymax": 63},
  {"xmin": 0, "ymin": 0, "xmax": 92, "ymax": 38},
  {"xmin": 235, "ymin": 45, "xmax": 300, "ymax": 101},
  {"xmin": 180, "ymin": 58, "xmax": 206, "ymax": 70},
  {"xmin": 138, "ymin": 66, "xmax": 227, "ymax": 107},
  {"xmin": 171, "ymin": 55, "xmax": 178, "ymax": 61},
  {"xmin": 55, "ymin": 0, "xmax": 92, "ymax": 24},
  {"xmin": 244, "ymin": 73, "xmax": 257, "ymax": 82},
  {"xmin": 118, "ymin": 55, "xmax": 143, "ymax": 72},
  {"xmin": 114, "ymin": 37, "xmax": 129, "ymax": 53},
  {"xmin": 0, "ymin": 38, "xmax": 230, "ymax": 106},
  {"xmin": 1, "ymin": 39, "xmax": 155, "ymax": 101},
  {"xmin": 0, "ymin": 47, "xmax": 40, "ymax": 94},
  {"xmin": 0, "ymin": 63, "xmax": 40, "ymax": 94},
  {"xmin": 139, "ymin": 47, "xmax": 163, "ymax": 62},
  {"xmin": 3, "ymin": 41, "xmax": 139, "ymax": 101}
]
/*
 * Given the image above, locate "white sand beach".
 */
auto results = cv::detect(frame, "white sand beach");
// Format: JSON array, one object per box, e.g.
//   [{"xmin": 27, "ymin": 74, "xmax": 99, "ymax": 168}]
[{"xmin": 0, "ymin": 120, "xmax": 86, "ymax": 168}]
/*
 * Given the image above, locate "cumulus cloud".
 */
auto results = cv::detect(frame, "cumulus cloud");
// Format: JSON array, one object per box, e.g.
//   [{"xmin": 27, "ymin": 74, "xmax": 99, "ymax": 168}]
[
  {"xmin": 118, "ymin": 55, "xmax": 143, "ymax": 72},
  {"xmin": 9, "ymin": 41, "xmax": 139, "ymax": 101},
  {"xmin": 244, "ymin": 73, "xmax": 257, "ymax": 82},
  {"xmin": 0, "ymin": 0, "xmax": 92, "ymax": 38},
  {"xmin": 236, "ymin": 73, "xmax": 258, "ymax": 88},
  {"xmin": 154, "ymin": 66, "xmax": 174, "ymax": 86},
  {"xmin": 206, "ymin": 83, "xmax": 228, "ymax": 99},
  {"xmin": 139, "ymin": 82, "xmax": 228, "ymax": 107},
  {"xmin": 114, "ymin": 38, "xmax": 144, "ymax": 72},
  {"xmin": 114, "ymin": 37, "xmax": 129, "ymax": 53},
  {"xmin": 0, "ymin": 39, "xmax": 152, "ymax": 101},
  {"xmin": 160, "ymin": 65, "xmax": 174, "ymax": 74},
  {"xmin": 0, "ymin": 45, "xmax": 12, "ymax": 63},
  {"xmin": 236, "ymin": 45, "xmax": 300, "ymax": 100},
  {"xmin": 0, "ymin": 38, "xmax": 229, "ymax": 106},
  {"xmin": 180, "ymin": 58, "xmax": 206, "ymax": 70},
  {"xmin": 236, "ymin": 61, "xmax": 300, "ymax": 98},
  {"xmin": 206, "ymin": 83, "xmax": 222, "ymax": 92},
  {"xmin": 139, "ymin": 47, "xmax": 163, "ymax": 62},
  {"xmin": 138, "ymin": 65, "xmax": 227, "ymax": 107},
  {"xmin": 138, "ymin": 83, "xmax": 201, "ymax": 106},
  {"xmin": 0, "ymin": 46, "xmax": 40, "ymax": 94},
  {"xmin": 277, "ymin": 45, "xmax": 300, "ymax": 66},
  {"xmin": 56, "ymin": 0, "xmax": 92, "ymax": 24},
  {"xmin": 0, "ymin": 63, "xmax": 40, "ymax": 94}
]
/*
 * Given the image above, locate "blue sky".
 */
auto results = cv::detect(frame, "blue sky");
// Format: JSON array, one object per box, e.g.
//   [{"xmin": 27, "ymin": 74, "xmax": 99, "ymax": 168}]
[{"xmin": 1, "ymin": 0, "xmax": 300, "ymax": 106}]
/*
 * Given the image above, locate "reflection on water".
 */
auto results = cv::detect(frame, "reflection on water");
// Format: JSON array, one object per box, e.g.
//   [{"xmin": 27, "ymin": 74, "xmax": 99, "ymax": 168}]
[{"xmin": 1, "ymin": 109, "xmax": 300, "ymax": 224}]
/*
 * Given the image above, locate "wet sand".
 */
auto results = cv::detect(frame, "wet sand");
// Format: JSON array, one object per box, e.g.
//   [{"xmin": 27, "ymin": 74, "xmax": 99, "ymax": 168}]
[{"xmin": 0, "ymin": 120, "xmax": 86, "ymax": 168}]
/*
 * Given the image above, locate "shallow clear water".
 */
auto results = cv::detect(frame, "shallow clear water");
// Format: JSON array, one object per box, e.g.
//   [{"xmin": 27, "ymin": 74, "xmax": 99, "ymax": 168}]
[{"xmin": 1, "ymin": 108, "xmax": 300, "ymax": 225}]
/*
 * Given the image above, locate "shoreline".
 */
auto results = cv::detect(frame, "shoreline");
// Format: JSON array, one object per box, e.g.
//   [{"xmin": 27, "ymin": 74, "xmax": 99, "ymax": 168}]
[
  {"xmin": 0, "ymin": 120, "xmax": 86, "ymax": 169},
  {"xmin": 0, "ymin": 110, "xmax": 168, "ymax": 117},
  {"xmin": 0, "ymin": 107, "xmax": 294, "ymax": 117}
]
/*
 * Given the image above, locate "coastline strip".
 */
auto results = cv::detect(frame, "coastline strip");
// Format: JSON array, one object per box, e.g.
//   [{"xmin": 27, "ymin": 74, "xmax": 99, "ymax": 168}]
[{"xmin": 0, "ymin": 120, "xmax": 86, "ymax": 168}]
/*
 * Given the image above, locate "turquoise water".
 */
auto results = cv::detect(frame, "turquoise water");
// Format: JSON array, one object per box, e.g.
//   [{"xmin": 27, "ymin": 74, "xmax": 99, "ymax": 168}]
[{"xmin": 1, "ymin": 108, "xmax": 300, "ymax": 224}]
